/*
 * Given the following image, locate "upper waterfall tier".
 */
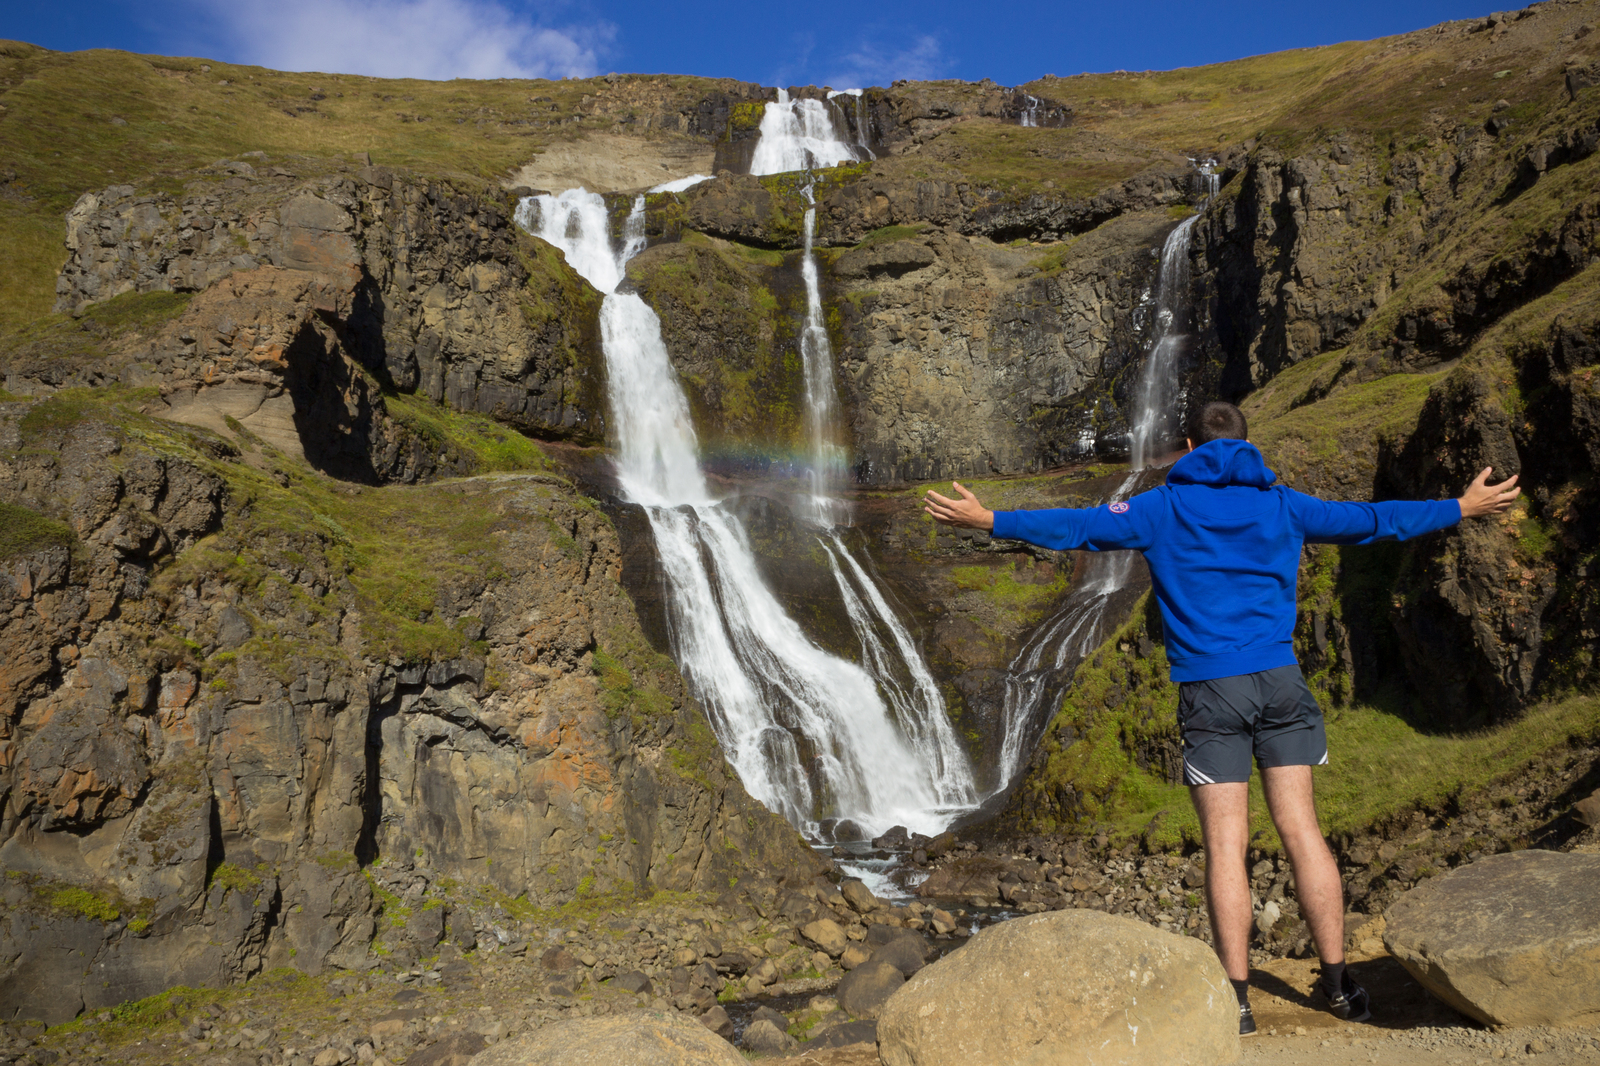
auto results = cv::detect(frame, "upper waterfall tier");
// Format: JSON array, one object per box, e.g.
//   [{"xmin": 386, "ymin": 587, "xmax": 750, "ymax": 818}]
[{"xmin": 749, "ymin": 89, "xmax": 861, "ymax": 176}]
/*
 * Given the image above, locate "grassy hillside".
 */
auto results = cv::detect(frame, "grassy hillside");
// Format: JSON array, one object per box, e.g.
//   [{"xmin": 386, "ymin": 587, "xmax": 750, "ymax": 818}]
[
  {"xmin": 0, "ymin": 40, "xmax": 723, "ymax": 329},
  {"xmin": 1025, "ymin": 10, "xmax": 1578, "ymax": 153}
]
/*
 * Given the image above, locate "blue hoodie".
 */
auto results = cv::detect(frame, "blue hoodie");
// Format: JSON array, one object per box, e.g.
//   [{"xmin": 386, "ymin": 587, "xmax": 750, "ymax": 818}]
[{"xmin": 990, "ymin": 439, "xmax": 1461, "ymax": 682}]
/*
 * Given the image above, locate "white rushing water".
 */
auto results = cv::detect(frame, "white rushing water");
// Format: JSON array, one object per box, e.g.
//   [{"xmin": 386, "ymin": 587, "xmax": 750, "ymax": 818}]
[
  {"xmin": 749, "ymin": 89, "xmax": 861, "ymax": 175},
  {"xmin": 1019, "ymin": 94, "xmax": 1042, "ymax": 127},
  {"xmin": 991, "ymin": 474, "xmax": 1141, "ymax": 788},
  {"xmin": 516, "ymin": 186, "xmax": 974, "ymax": 838},
  {"xmin": 648, "ymin": 174, "xmax": 712, "ymax": 194},
  {"xmin": 988, "ymin": 162, "xmax": 1222, "ymax": 795},
  {"xmin": 1129, "ymin": 161, "xmax": 1219, "ymax": 470}
]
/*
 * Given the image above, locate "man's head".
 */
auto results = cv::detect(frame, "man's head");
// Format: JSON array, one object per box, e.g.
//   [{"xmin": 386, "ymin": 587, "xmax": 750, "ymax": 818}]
[{"xmin": 1186, "ymin": 401, "xmax": 1249, "ymax": 447}]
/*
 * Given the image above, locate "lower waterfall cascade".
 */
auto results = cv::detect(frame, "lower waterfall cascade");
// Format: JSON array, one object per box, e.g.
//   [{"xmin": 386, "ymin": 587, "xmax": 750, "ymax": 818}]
[{"xmin": 514, "ymin": 188, "xmax": 975, "ymax": 842}]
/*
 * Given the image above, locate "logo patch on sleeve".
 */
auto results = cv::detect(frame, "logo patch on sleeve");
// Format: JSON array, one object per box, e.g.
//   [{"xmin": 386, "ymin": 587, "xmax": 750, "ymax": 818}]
[{"xmin": 1109, "ymin": 501, "xmax": 1130, "ymax": 514}]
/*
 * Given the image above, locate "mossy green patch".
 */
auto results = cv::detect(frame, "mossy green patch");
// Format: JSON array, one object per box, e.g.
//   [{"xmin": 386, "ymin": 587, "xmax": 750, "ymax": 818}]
[
  {"xmin": 1012, "ymin": 589, "xmax": 1600, "ymax": 853},
  {"xmin": 47, "ymin": 885, "xmax": 122, "ymax": 922},
  {"xmin": 384, "ymin": 391, "xmax": 555, "ymax": 473},
  {"xmin": 592, "ymin": 640, "xmax": 676, "ymax": 732},
  {"xmin": 948, "ymin": 558, "xmax": 1070, "ymax": 627},
  {"xmin": 0, "ymin": 500, "xmax": 73, "ymax": 560}
]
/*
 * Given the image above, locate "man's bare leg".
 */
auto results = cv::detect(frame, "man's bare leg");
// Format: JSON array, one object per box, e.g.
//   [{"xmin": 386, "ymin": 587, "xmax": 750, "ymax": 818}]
[
  {"xmin": 1261, "ymin": 765, "xmax": 1345, "ymax": 965},
  {"xmin": 1190, "ymin": 781, "xmax": 1252, "ymax": 981}
]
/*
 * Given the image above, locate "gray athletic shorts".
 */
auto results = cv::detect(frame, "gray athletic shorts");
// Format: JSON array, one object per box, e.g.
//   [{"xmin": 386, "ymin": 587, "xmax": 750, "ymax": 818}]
[{"xmin": 1177, "ymin": 664, "xmax": 1328, "ymax": 786}]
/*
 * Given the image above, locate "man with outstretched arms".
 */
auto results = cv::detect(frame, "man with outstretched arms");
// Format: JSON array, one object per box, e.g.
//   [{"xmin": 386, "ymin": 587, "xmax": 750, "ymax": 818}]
[{"xmin": 923, "ymin": 401, "xmax": 1520, "ymax": 1036}]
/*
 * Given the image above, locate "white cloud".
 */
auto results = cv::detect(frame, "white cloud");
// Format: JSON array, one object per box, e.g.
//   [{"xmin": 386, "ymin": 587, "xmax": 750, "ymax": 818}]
[
  {"xmin": 197, "ymin": 0, "xmax": 611, "ymax": 80},
  {"xmin": 823, "ymin": 34, "xmax": 948, "ymax": 89}
]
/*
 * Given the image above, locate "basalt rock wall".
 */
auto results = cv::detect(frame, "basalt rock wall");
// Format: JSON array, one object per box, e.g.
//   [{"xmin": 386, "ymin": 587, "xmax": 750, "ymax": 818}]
[{"xmin": 39, "ymin": 161, "xmax": 604, "ymax": 446}]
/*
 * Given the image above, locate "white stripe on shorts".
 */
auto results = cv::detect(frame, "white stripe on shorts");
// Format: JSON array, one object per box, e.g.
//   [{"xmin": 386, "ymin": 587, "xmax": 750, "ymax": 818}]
[
  {"xmin": 1184, "ymin": 761, "xmax": 1215, "ymax": 786},
  {"xmin": 1317, "ymin": 750, "xmax": 1329, "ymax": 765}
]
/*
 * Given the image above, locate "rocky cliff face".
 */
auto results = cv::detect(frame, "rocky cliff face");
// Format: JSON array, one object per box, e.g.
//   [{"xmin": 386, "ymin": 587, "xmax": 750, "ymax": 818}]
[
  {"xmin": 40, "ymin": 160, "xmax": 604, "ymax": 448},
  {"xmin": 0, "ymin": 181, "xmax": 824, "ymax": 1020},
  {"xmin": 0, "ymin": 390, "xmax": 822, "ymax": 1022}
]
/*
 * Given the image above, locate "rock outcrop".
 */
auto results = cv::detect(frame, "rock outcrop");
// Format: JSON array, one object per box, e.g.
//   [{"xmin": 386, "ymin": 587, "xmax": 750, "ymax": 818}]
[
  {"xmin": 0, "ymin": 384, "xmax": 822, "ymax": 1023},
  {"xmin": 41, "ymin": 163, "xmax": 604, "ymax": 445},
  {"xmin": 1383, "ymin": 850, "xmax": 1600, "ymax": 1028},
  {"xmin": 877, "ymin": 910, "xmax": 1237, "ymax": 1066}
]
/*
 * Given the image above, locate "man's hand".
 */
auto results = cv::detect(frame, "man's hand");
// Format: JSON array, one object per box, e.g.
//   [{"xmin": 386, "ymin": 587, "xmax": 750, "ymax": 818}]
[
  {"xmin": 1458, "ymin": 467, "xmax": 1521, "ymax": 518},
  {"xmin": 924, "ymin": 481, "xmax": 995, "ymax": 530}
]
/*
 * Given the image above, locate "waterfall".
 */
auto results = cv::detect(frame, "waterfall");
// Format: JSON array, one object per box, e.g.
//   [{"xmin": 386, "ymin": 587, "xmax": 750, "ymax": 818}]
[
  {"xmin": 827, "ymin": 88, "xmax": 874, "ymax": 159},
  {"xmin": 517, "ymin": 188, "xmax": 973, "ymax": 838},
  {"xmin": 749, "ymin": 89, "xmax": 861, "ymax": 175},
  {"xmin": 991, "ymin": 474, "xmax": 1142, "ymax": 788},
  {"xmin": 792, "ymin": 184, "xmax": 849, "ymax": 526},
  {"xmin": 1130, "ymin": 160, "xmax": 1218, "ymax": 469},
  {"xmin": 1019, "ymin": 94, "xmax": 1041, "ymax": 128},
  {"xmin": 791, "ymin": 175, "xmax": 975, "ymax": 806},
  {"xmin": 988, "ymin": 161, "xmax": 1221, "ymax": 795}
]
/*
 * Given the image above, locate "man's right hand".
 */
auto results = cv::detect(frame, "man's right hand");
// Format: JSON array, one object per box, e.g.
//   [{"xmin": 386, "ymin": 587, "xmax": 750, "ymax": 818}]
[
  {"xmin": 924, "ymin": 481, "xmax": 995, "ymax": 530},
  {"xmin": 1458, "ymin": 467, "xmax": 1521, "ymax": 518}
]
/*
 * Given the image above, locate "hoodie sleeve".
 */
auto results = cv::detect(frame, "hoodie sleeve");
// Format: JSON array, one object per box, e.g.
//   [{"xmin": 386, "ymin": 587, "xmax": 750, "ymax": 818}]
[
  {"xmin": 1288, "ymin": 489, "xmax": 1461, "ymax": 544},
  {"xmin": 991, "ymin": 490, "xmax": 1165, "ymax": 552}
]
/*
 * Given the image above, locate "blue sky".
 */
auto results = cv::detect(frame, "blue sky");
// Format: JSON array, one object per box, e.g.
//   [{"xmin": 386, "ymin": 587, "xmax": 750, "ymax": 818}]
[{"xmin": 7, "ymin": 1, "xmax": 1496, "ymax": 88}]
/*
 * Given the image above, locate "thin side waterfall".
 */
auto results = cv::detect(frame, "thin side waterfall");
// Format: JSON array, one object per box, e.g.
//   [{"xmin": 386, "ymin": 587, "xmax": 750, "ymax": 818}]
[
  {"xmin": 745, "ymin": 99, "xmax": 977, "ymax": 830},
  {"xmin": 826, "ymin": 88, "xmax": 874, "ymax": 159},
  {"xmin": 988, "ymin": 162, "xmax": 1220, "ymax": 795},
  {"xmin": 749, "ymin": 89, "xmax": 861, "ymax": 174},
  {"xmin": 1019, "ymin": 94, "xmax": 1041, "ymax": 127},
  {"xmin": 516, "ymin": 189, "xmax": 972, "ymax": 839},
  {"xmin": 990, "ymin": 474, "xmax": 1142, "ymax": 788},
  {"xmin": 793, "ymin": 184, "xmax": 848, "ymax": 527},
  {"xmin": 1130, "ymin": 161, "xmax": 1218, "ymax": 469}
]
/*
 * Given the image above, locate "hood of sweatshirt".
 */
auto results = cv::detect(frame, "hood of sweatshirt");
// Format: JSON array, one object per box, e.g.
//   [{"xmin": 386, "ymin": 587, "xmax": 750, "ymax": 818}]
[{"xmin": 1166, "ymin": 438, "xmax": 1278, "ymax": 489}]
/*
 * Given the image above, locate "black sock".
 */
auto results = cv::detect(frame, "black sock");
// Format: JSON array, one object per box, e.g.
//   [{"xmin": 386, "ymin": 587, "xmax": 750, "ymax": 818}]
[
  {"xmin": 1320, "ymin": 962, "xmax": 1346, "ymax": 999},
  {"xmin": 1231, "ymin": 978, "xmax": 1250, "ymax": 1007}
]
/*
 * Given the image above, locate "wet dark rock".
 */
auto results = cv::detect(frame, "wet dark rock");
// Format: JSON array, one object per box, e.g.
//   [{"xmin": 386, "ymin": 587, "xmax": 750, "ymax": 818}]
[
  {"xmin": 871, "ymin": 826, "xmax": 911, "ymax": 849},
  {"xmin": 809, "ymin": 1019, "xmax": 878, "ymax": 1048},
  {"xmin": 835, "ymin": 959, "xmax": 905, "ymax": 1020},
  {"xmin": 741, "ymin": 1018, "xmax": 795, "ymax": 1055},
  {"xmin": 408, "ymin": 1031, "xmax": 486, "ymax": 1066},
  {"xmin": 869, "ymin": 935, "xmax": 930, "ymax": 978}
]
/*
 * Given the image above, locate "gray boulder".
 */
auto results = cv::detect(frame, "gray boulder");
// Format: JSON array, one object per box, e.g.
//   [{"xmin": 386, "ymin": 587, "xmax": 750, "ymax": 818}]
[
  {"xmin": 877, "ymin": 910, "xmax": 1236, "ymax": 1066},
  {"xmin": 469, "ymin": 1010, "xmax": 744, "ymax": 1066},
  {"xmin": 1383, "ymin": 849, "xmax": 1600, "ymax": 1027},
  {"xmin": 698, "ymin": 1005, "xmax": 734, "ymax": 1040},
  {"xmin": 741, "ymin": 1018, "xmax": 795, "ymax": 1055},
  {"xmin": 837, "ymin": 959, "xmax": 905, "ymax": 1020},
  {"xmin": 870, "ymin": 935, "xmax": 930, "ymax": 977}
]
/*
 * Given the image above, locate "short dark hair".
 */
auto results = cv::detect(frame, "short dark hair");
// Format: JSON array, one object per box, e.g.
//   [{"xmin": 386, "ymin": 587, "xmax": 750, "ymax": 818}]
[{"xmin": 1187, "ymin": 401, "xmax": 1249, "ymax": 446}]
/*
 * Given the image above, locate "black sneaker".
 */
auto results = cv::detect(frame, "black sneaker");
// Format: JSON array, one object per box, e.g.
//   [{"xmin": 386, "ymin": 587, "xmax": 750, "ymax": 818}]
[
  {"xmin": 1238, "ymin": 1001, "xmax": 1257, "ymax": 1036},
  {"xmin": 1320, "ymin": 975, "xmax": 1372, "ymax": 1022}
]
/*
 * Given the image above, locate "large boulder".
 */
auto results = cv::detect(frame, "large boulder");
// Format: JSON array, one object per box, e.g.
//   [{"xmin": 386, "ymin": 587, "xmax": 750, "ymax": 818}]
[
  {"xmin": 469, "ymin": 1010, "xmax": 744, "ymax": 1066},
  {"xmin": 877, "ymin": 911, "xmax": 1237, "ymax": 1066},
  {"xmin": 1383, "ymin": 850, "xmax": 1600, "ymax": 1027}
]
